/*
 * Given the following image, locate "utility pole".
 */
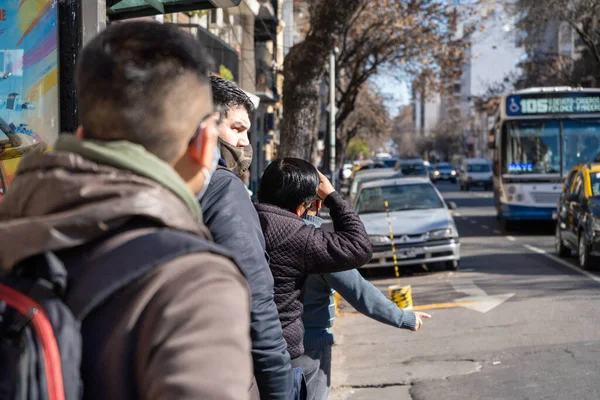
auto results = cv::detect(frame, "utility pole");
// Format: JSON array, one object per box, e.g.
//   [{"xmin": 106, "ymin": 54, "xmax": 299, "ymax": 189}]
[{"xmin": 329, "ymin": 48, "xmax": 338, "ymax": 189}]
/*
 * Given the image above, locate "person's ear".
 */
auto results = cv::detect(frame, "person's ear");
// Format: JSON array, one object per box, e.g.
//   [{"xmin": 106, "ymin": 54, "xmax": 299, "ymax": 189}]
[{"xmin": 295, "ymin": 203, "xmax": 306, "ymax": 217}]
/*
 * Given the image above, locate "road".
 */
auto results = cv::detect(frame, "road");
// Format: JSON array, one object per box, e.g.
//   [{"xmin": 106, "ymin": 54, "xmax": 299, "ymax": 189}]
[{"xmin": 329, "ymin": 182, "xmax": 600, "ymax": 400}]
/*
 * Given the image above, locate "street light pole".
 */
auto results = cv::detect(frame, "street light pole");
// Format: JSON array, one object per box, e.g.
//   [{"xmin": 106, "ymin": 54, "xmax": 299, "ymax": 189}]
[{"xmin": 329, "ymin": 49, "xmax": 337, "ymax": 189}]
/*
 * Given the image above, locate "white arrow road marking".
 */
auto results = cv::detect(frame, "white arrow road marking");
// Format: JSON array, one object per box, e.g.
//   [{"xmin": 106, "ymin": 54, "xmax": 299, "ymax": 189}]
[
  {"xmin": 451, "ymin": 280, "xmax": 486, "ymax": 297},
  {"xmin": 451, "ymin": 279, "xmax": 515, "ymax": 313},
  {"xmin": 455, "ymin": 293, "xmax": 516, "ymax": 313}
]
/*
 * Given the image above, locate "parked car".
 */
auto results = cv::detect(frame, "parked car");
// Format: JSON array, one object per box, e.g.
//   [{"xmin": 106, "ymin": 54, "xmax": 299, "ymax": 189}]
[
  {"xmin": 355, "ymin": 177, "xmax": 460, "ymax": 270},
  {"xmin": 395, "ymin": 159, "xmax": 430, "ymax": 178},
  {"xmin": 555, "ymin": 162, "xmax": 600, "ymax": 269},
  {"xmin": 379, "ymin": 158, "xmax": 399, "ymax": 169},
  {"xmin": 431, "ymin": 162, "xmax": 458, "ymax": 183},
  {"xmin": 459, "ymin": 158, "xmax": 493, "ymax": 191},
  {"xmin": 348, "ymin": 168, "xmax": 399, "ymax": 203}
]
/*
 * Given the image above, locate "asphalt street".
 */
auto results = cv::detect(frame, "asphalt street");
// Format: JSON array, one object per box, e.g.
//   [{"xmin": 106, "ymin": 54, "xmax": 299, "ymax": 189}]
[{"xmin": 329, "ymin": 182, "xmax": 600, "ymax": 400}]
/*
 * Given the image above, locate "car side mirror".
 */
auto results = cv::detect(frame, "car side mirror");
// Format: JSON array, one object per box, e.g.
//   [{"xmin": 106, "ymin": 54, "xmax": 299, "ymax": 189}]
[{"xmin": 446, "ymin": 201, "xmax": 458, "ymax": 210}]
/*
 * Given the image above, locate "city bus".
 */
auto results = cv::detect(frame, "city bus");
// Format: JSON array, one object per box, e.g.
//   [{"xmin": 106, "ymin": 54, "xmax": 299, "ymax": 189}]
[{"xmin": 490, "ymin": 87, "xmax": 600, "ymax": 229}]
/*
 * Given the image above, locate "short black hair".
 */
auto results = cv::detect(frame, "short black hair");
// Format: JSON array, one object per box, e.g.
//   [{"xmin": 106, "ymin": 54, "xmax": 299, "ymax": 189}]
[
  {"xmin": 211, "ymin": 76, "xmax": 255, "ymax": 116},
  {"xmin": 76, "ymin": 21, "xmax": 214, "ymax": 162},
  {"xmin": 258, "ymin": 158, "xmax": 320, "ymax": 213}
]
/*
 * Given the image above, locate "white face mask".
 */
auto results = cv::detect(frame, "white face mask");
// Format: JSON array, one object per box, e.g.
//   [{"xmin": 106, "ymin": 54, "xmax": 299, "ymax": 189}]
[{"xmin": 197, "ymin": 143, "xmax": 221, "ymax": 200}]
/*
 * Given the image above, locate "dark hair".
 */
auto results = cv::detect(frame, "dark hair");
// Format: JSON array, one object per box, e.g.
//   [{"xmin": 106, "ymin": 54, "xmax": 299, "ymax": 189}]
[
  {"xmin": 76, "ymin": 21, "xmax": 214, "ymax": 161},
  {"xmin": 211, "ymin": 76, "xmax": 255, "ymax": 116},
  {"xmin": 258, "ymin": 158, "xmax": 320, "ymax": 213}
]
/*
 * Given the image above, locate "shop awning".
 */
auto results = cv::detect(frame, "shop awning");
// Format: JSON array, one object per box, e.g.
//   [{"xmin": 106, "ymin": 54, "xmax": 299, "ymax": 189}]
[{"xmin": 107, "ymin": 0, "xmax": 242, "ymax": 20}]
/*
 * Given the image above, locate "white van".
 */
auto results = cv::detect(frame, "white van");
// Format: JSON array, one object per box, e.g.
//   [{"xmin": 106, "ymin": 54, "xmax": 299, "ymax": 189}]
[{"xmin": 459, "ymin": 158, "xmax": 493, "ymax": 191}]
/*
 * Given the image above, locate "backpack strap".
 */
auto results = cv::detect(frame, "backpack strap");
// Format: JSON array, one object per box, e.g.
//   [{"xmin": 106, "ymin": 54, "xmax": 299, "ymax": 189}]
[{"xmin": 66, "ymin": 229, "xmax": 235, "ymax": 321}]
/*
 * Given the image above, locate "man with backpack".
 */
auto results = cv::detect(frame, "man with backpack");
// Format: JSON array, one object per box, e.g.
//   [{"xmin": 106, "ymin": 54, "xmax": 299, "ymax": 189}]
[
  {"xmin": 0, "ymin": 22, "xmax": 251, "ymax": 400},
  {"xmin": 201, "ymin": 76, "xmax": 295, "ymax": 399}
]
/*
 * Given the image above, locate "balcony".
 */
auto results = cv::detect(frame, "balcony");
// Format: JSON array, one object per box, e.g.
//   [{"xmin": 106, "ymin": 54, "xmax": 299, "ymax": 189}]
[
  {"xmin": 107, "ymin": 0, "xmax": 242, "ymax": 20},
  {"xmin": 254, "ymin": 0, "xmax": 278, "ymax": 42}
]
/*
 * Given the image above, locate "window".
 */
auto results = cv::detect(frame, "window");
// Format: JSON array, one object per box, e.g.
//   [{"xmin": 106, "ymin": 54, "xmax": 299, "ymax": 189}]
[
  {"xmin": 558, "ymin": 21, "xmax": 573, "ymax": 57},
  {"xmin": 467, "ymin": 164, "xmax": 491, "ymax": 173},
  {"xmin": 503, "ymin": 120, "xmax": 560, "ymax": 174},
  {"xmin": 210, "ymin": 9, "xmax": 217, "ymax": 24},
  {"xmin": 590, "ymin": 172, "xmax": 600, "ymax": 197},
  {"xmin": 454, "ymin": 83, "xmax": 461, "ymax": 94}
]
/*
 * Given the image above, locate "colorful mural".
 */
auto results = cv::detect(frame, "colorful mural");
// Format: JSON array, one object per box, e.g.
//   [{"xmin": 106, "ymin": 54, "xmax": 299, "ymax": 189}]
[{"xmin": 0, "ymin": 0, "xmax": 58, "ymax": 190}]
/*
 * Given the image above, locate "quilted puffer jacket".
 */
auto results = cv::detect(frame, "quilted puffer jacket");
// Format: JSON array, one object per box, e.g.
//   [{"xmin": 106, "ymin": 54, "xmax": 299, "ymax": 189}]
[{"xmin": 255, "ymin": 192, "xmax": 372, "ymax": 359}]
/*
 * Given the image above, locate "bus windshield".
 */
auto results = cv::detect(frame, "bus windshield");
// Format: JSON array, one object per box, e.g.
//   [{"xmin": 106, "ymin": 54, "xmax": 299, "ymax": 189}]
[
  {"xmin": 563, "ymin": 119, "xmax": 600, "ymax": 173},
  {"xmin": 503, "ymin": 120, "xmax": 560, "ymax": 174}
]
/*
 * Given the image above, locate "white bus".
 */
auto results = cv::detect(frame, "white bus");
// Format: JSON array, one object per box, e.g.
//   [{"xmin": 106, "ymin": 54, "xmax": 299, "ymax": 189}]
[{"xmin": 490, "ymin": 87, "xmax": 600, "ymax": 229}]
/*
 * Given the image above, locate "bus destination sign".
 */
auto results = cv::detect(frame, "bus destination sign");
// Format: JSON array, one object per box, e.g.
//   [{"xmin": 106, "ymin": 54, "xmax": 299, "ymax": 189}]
[{"xmin": 506, "ymin": 93, "xmax": 600, "ymax": 116}]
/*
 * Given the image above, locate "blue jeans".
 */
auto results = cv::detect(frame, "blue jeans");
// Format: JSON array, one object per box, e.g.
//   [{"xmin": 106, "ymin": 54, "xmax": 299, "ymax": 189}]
[{"xmin": 303, "ymin": 346, "xmax": 332, "ymax": 400}]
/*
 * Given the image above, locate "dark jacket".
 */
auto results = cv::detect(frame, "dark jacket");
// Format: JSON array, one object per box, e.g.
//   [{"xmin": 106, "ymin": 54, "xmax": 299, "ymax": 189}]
[
  {"xmin": 301, "ymin": 215, "xmax": 416, "ymax": 350},
  {"xmin": 0, "ymin": 152, "xmax": 252, "ymax": 400},
  {"xmin": 255, "ymin": 192, "xmax": 372, "ymax": 359},
  {"xmin": 201, "ymin": 166, "xmax": 293, "ymax": 400}
]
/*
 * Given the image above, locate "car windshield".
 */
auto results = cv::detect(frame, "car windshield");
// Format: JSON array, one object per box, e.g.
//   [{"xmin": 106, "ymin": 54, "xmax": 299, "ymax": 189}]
[
  {"xmin": 399, "ymin": 163, "xmax": 428, "ymax": 176},
  {"xmin": 467, "ymin": 164, "xmax": 491, "ymax": 173},
  {"xmin": 350, "ymin": 172, "xmax": 395, "ymax": 197},
  {"xmin": 355, "ymin": 183, "xmax": 444, "ymax": 214},
  {"xmin": 436, "ymin": 163, "xmax": 453, "ymax": 171},
  {"xmin": 563, "ymin": 119, "xmax": 600, "ymax": 173},
  {"xmin": 591, "ymin": 172, "xmax": 600, "ymax": 197}
]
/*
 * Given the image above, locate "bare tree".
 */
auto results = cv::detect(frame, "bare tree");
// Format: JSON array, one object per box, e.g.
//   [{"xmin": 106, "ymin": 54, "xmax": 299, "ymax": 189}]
[
  {"xmin": 279, "ymin": 0, "xmax": 363, "ymax": 161},
  {"xmin": 337, "ymin": 84, "xmax": 391, "ymax": 165},
  {"xmin": 280, "ymin": 0, "xmax": 471, "ymax": 164}
]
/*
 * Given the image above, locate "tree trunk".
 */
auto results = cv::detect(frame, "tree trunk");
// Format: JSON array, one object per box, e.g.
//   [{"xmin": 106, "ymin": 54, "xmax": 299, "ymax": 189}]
[{"xmin": 279, "ymin": 0, "xmax": 363, "ymax": 160}]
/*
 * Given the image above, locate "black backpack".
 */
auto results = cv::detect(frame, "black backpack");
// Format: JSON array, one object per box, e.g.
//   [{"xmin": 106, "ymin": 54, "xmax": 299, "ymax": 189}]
[{"xmin": 0, "ymin": 229, "xmax": 234, "ymax": 400}]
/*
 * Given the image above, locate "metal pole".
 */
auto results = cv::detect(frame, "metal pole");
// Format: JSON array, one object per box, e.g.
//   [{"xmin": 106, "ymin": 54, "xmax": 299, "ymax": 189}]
[{"xmin": 329, "ymin": 50, "xmax": 336, "ymax": 189}]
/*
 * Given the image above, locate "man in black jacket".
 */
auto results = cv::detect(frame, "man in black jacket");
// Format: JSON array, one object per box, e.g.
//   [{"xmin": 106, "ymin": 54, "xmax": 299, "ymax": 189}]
[{"xmin": 201, "ymin": 76, "xmax": 293, "ymax": 400}]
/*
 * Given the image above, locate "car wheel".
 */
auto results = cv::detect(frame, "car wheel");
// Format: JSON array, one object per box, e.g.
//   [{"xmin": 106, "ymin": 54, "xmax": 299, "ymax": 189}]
[
  {"xmin": 445, "ymin": 260, "xmax": 459, "ymax": 271},
  {"xmin": 578, "ymin": 233, "xmax": 597, "ymax": 269},
  {"xmin": 555, "ymin": 224, "xmax": 570, "ymax": 258}
]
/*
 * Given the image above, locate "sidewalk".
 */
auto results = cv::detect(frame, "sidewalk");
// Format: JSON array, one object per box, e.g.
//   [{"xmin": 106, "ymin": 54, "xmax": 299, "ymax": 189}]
[{"xmin": 328, "ymin": 274, "xmax": 482, "ymax": 400}]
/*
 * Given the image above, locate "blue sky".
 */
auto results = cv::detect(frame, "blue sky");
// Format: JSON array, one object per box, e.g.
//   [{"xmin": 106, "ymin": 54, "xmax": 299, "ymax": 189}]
[{"xmin": 372, "ymin": 73, "xmax": 411, "ymax": 118}]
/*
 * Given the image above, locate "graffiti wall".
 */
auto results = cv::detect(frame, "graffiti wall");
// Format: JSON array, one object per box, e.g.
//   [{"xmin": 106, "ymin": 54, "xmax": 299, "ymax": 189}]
[{"xmin": 0, "ymin": 0, "xmax": 58, "ymax": 190}]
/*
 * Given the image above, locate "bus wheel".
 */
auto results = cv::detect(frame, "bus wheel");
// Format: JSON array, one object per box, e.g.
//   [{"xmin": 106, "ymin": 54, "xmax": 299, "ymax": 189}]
[{"xmin": 500, "ymin": 220, "xmax": 516, "ymax": 232}]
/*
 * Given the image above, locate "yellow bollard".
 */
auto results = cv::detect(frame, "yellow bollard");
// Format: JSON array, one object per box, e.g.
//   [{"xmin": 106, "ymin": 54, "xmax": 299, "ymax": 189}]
[
  {"xmin": 388, "ymin": 284, "xmax": 413, "ymax": 309},
  {"xmin": 384, "ymin": 199, "xmax": 414, "ymax": 309}
]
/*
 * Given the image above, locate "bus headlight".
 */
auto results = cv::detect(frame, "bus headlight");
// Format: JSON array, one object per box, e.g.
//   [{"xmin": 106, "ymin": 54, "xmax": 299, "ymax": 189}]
[
  {"xmin": 507, "ymin": 186, "xmax": 517, "ymax": 195},
  {"xmin": 516, "ymin": 194, "xmax": 524, "ymax": 202}
]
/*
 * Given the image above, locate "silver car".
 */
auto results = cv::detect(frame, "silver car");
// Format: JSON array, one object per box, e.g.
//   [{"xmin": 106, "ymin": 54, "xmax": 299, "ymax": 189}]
[{"xmin": 355, "ymin": 177, "xmax": 460, "ymax": 270}]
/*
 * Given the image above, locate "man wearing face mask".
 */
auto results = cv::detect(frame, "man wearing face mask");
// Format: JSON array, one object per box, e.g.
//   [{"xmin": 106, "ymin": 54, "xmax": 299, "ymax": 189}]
[
  {"xmin": 0, "ymin": 22, "xmax": 252, "ymax": 400},
  {"xmin": 201, "ymin": 76, "xmax": 293, "ymax": 400}
]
